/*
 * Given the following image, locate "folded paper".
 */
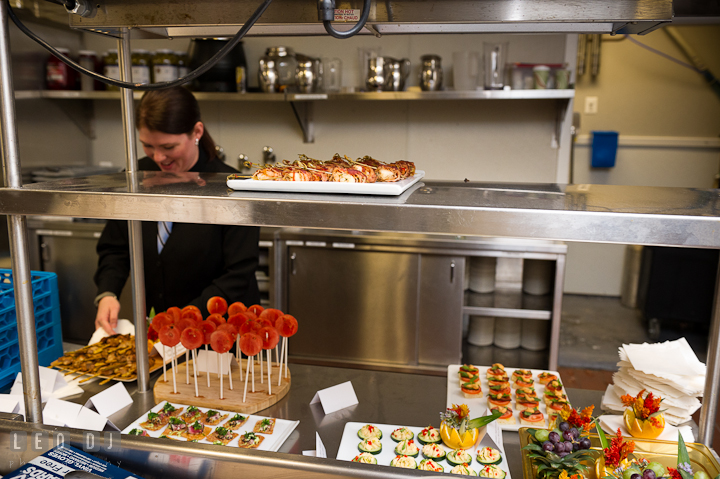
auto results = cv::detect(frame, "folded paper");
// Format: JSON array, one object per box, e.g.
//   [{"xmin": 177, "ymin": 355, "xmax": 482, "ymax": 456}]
[{"xmin": 310, "ymin": 381, "xmax": 358, "ymax": 415}]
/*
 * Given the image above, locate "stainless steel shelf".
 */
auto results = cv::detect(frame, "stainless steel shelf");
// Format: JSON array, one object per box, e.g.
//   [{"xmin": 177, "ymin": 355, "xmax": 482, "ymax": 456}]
[
  {"xmin": 14, "ymin": 89, "xmax": 574, "ymax": 101},
  {"xmin": 2, "ymin": 175, "xmax": 719, "ymax": 248},
  {"xmin": 463, "ymin": 289, "xmax": 553, "ymax": 320}
]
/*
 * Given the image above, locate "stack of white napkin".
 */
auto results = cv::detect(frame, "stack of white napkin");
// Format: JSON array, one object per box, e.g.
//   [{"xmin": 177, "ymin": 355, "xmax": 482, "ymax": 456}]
[{"xmin": 601, "ymin": 338, "xmax": 705, "ymax": 426}]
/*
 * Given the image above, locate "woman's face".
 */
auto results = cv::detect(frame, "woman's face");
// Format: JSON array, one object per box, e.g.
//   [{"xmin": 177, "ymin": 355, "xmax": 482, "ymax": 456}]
[{"xmin": 139, "ymin": 121, "xmax": 204, "ymax": 173}]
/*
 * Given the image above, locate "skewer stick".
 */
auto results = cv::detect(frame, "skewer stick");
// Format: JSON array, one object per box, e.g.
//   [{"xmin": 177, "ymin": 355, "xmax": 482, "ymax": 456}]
[
  {"xmin": 227, "ymin": 352, "xmax": 233, "ymax": 390},
  {"xmin": 185, "ymin": 350, "xmax": 190, "ymax": 384},
  {"xmin": 78, "ymin": 373, "xmax": 100, "ymax": 384},
  {"xmin": 172, "ymin": 347, "xmax": 177, "ymax": 394},
  {"xmin": 275, "ymin": 345, "xmax": 279, "ymax": 365},
  {"xmin": 219, "ymin": 354, "xmax": 224, "ymax": 400},
  {"xmin": 205, "ymin": 344, "xmax": 210, "ymax": 387},
  {"xmin": 277, "ymin": 338, "xmax": 285, "ymax": 387},
  {"xmin": 163, "ymin": 344, "xmax": 167, "ymax": 382},
  {"xmin": 251, "ymin": 354, "xmax": 255, "ymax": 393},
  {"xmin": 284, "ymin": 337, "xmax": 289, "ymax": 378},
  {"xmin": 99, "ymin": 376, "xmax": 117, "ymax": 386},
  {"xmin": 259, "ymin": 349, "xmax": 264, "ymax": 384},
  {"xmin": 242, "ymin": 355, "xmax": 252, "ymax": 402},
  {"xmin": 236, "ymin": 336, "xmax": 243, "ymax": 381},
  {"xmin": 192, "ymin": 348, "xmax": 199, "ymax": 397},
  {"xmin": 217, "ymin": 353, "xmax": 221, "ymax": 381},
  {"xmin": 267, "ymin": 349, "xmax": 272, "ymax": 395}
]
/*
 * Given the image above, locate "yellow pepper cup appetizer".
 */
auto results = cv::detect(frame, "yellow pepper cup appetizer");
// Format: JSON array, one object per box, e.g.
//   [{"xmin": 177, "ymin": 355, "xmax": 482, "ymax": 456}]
[
  {"xmin": 439, "ymin": 404, "xmax": 501, "ymax": 450},
  {"xmin": 621, "ymin": 389, "xmax": 665, "ymax": 440}
]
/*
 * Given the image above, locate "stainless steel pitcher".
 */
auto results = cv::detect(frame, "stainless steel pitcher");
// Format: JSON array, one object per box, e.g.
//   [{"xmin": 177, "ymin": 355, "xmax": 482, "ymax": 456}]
[
  {"xmin": 365, "ymin": 56, "xmax": 410, "ymax": 92},
  {"xmin": 420, "ymin": 54, "xmax": 443, "ymax": 91},
  {"xmin": 296, "ymin": 54, "xmax": 322, "ymax": 93}
]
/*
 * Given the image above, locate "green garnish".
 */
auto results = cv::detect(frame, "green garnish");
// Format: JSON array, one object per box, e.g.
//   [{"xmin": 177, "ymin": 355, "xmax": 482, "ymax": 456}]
[{"xmin": 162, "ymin": 402, "xmax": 176, "ymax": 413}]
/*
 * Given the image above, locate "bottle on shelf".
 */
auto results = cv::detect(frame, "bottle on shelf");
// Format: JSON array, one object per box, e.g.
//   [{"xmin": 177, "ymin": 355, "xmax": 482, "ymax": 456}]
[
  {"xmin": 78, "ymin": 50, "xmax": 99, "ymax": 91},
  {"xmin": 103, "ymin": 49, "xmax": 120, "ymax": 91},
  {"xmin": 153, "ymin": 49, "xmax": 178, "ymax": 83},
  {"xmin": 131, "ymin": 49, "xmax": 152, "ymax": 85},
  {"xmin": 46, "ymin": 48, "xmax": 76, "ymax": 90}
]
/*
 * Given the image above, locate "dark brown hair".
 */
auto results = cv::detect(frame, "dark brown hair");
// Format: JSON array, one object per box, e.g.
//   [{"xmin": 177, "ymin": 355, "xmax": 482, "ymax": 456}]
[{"xmin": 136, "ymin": 87, "xmax": 216, "ymax": 160}]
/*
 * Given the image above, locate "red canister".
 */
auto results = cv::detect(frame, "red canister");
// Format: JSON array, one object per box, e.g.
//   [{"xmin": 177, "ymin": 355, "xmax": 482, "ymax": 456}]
[{"xmin": 46, "ymin": 48, "xmax": 76, "ymax": 90}]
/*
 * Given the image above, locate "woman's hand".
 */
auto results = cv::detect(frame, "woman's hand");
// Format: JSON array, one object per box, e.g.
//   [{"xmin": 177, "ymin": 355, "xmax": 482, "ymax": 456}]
[{"xmin": 95, "ymin": 295, "xmax": 121, "ymax": 335}]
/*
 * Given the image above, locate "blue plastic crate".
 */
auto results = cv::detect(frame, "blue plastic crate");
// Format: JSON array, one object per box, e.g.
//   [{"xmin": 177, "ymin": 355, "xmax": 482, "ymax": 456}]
[{"xmin": 0, "ymin": 269, "xmax": 63, "ymax": 392}]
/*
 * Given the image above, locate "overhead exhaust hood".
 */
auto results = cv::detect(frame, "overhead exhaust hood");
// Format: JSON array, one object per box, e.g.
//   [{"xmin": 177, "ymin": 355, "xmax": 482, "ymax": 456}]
[{"xmin": 69, "ymin": 0, "xmax": 674, "ymax": 38}]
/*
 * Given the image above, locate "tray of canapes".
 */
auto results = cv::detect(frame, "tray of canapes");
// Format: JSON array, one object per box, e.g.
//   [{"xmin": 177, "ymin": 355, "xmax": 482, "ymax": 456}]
[
  {"xmin": 336, "ymin": 420, "xmax": 510, "ymax": 477},
  {"xmin": 447, "ymin": 364, "xmax": 567, "ymax": 431},
  {"xmin": 121, "ymin": 401, "xmax": 298, "ymax": 452}
]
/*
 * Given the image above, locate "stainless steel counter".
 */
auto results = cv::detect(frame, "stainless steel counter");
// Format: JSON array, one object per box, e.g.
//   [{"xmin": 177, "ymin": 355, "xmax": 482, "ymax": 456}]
[
  {"xmin": 1, "ymin": 175, "xmax": 719, "ymax": 248},
  {"xmin": 0, "ymin": 363, "xmax": 604, "ymax": 479}
]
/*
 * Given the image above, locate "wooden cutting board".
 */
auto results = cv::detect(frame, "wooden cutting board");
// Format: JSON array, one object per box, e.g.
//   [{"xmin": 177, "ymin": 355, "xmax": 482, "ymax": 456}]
[{"xmin": 153, "ymin": 358, "xmax": 291, "ymax": 414}]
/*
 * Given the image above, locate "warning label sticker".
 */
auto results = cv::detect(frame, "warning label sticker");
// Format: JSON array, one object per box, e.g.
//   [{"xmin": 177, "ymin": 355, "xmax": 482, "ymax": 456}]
[{"xmin": 334, "ymin": 9, "xmax": 361, "ymax": 22}]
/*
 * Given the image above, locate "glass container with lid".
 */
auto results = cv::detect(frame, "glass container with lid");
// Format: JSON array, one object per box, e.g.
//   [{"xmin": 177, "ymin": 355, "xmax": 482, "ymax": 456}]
[
  {"xmin": 78, "ymin": 50, "xmax": 98, "ymax": 91},
  {"xmin": 131, "ymin": 49, "xmax": 152, "ymax": 84},
  {"xmin": 153, "ymin": 49, "xmax": 178, "ymax": 82},
  {"xmin": 46, "ymin": 48, "xmax": 76, "ymax": 90},
  {"xmin": 103, "ymin": 49, "xmax": 119, "ymax": 91},
  {"xmin": 260, "ymin": 46, "xmax": 297, "ymax": 92},
  {"xmin": 175, "ymin": 51, "xmax": 189, "ymax": 78}
]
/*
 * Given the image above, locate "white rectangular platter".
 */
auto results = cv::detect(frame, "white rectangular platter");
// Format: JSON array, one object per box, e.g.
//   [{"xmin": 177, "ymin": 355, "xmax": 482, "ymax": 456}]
[
  {"xmin": 447, "ymin": 365, "xmax": 566, "ymax": 431},
  {"xmin": 337, "ymin": 421, "xmax": 510, "ymax": 477},
  {"xmin": 121, "ymin": 401, "xmax": 298, "ymax": 452},
  {"xmin": 227, "ymin": 170, "xmax": 425, "ymax": 196}
]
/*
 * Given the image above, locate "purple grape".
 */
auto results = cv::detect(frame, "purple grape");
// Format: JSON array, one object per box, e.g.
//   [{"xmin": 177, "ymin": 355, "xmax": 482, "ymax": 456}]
[
  {"xmin": 562, "ymin": 431, "xmax": 574, "ymax": 442},
  {"xmin": 548, "ymin": 432, "xmax": 560, "ymax": 444},
  {"xmin": 631, "ymin": 474, "xmax": 641, "ymax": 479},
  {"xmin": 572, "ymin": 441, "xmax": 580, "ymax": 452},
  {"xmin": 542, "ymin": 441, "xmax": 555, "ymax": 452},
  {"xmin": 643, "ymin": 470, "xmax": 657, "ymax": 479},
  {"xmin": 559, "ymin": 422, "xmax": 570, "ymax": 432},
  {"xmin": 570, "ymin": 427, "xmax": 579, "ymax": 440},
  {"xmin": 558, "ymin": 451, "xmax": 569, "ymax": 458},
  {"xmin": 579, "ymin": 438, "xmax": 592, "ymax": 450}
]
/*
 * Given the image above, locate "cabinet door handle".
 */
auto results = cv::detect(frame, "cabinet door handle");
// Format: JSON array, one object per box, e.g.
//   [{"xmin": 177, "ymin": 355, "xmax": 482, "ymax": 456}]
[
  {"xmin": 290, "ymin": 252, "xmax": 297, "ymax": 275},
  {"xmin": 40, "ymin": 242, "xmax": 51, "ymax": 264},
  {"xmin": 450, "ymin": 260, "xmax": 455, "ymax": 283}
]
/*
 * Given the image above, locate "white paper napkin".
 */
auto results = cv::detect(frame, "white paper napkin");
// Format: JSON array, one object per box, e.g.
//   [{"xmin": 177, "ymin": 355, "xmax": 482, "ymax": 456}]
[
  {"xmin": 622, "ymin": 338, "xmax": 705, "ymax": 379},
  {"xmin": 88, "ymin": 319, "xmax": 136, "ymax": 345}
]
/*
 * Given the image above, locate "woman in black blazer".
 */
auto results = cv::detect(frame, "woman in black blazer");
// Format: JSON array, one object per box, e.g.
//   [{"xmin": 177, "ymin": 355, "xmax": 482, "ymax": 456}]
[{"xmin": 94, "ymin": 87, "xmax": 260, "ymax": 335}]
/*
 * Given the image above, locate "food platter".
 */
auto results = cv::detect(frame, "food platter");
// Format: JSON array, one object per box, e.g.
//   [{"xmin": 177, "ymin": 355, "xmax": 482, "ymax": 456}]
[
  {"xmin": 50, "ymin": 334, "xmax": 182, "ymax": 384},
  {"xmin": 226, "ymin": 170, "xmax": 425, "ymax": 196},
  {"xmin": 337, "ymin": 421, "xmax": 511, "ymax": 476},
  {"xmin": 121, "ymin": 401, "xmax": 298, "ymax": 452},
  {"xmin": 447, "ymin": 365, "xmax": 566, "ymax": 431},
  {"xmin": 518, "ymin": 429, "xmax": 720, "ymax": 479}
]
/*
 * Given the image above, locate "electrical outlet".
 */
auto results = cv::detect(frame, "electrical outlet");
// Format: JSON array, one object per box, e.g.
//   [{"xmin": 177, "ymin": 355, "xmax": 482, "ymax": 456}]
[{"xmin": 584, "ymin": 96, "xmax": 598, "ymax": 115}]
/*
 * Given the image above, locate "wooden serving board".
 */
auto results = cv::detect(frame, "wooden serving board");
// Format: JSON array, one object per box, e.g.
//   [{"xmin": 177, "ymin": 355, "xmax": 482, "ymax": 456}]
[{"xmin": 153, "ymin": 358, "xmax": 291, "ymax": 415}]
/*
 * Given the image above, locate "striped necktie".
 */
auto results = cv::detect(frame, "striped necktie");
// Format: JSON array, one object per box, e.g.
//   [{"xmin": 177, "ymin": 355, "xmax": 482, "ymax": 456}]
[{"xmin": 157, "ymin": 221, "xmax": 173, "ymax": 254}]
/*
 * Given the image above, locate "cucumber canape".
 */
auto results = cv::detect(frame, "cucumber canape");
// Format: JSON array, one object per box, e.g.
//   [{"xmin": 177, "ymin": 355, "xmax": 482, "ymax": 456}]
[
  {"xmin": 478, "ymin": 464, "xmax": 507, "ymax": 479},
  {"xmin": 419, "ymin": 459, "xmax": 444, "ymax": 472},
  {"xmin": 357, "ymin": 424, "xmax": 383, "ymax": 440},
  {"xmin": 451, "ymin": 464, "xmax": 478, "ymax": 475},
  {"xmin": 476, "ymin": 447, "xmax": 502, "ymax": 465},
  {"xmin": 422, "ymin": 443, "xmax": 447, "ymax": 461},
  {"xmin": 390, "ymin": 455, "xmax": 417, "ymax": 469},
  {"xmin": 417, "ymin": 425, "xmax": 441, "ymax": 445},
  {"xmin": 358, "ymin": 437, "xmax": 382, "ymax": 455},
  {"xmin": 394, "ymin": 439, "xmax": 419, "ymax": 457},
  {"xmin": 352, "ymin": 452, "xmax": 378, "ymax": 464},
  {"xmin": 447, "ymin": 449, "xmax": 473, "ymax": 466},
  {"xmin": 390, "ymin": 427, "xmax": 414, "ymax": 442}
]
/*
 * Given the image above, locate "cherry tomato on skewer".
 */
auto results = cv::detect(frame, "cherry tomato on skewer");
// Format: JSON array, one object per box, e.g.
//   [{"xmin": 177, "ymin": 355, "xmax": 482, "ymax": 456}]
[
  {"xmin": 247, "ymin": 304, "xmax": 264, "ymax": 316},
  {"xmin": 182, "ymin": 305, "xmax": 201, "ymax": 315},
  {"xmin": 181, "ymin": 309, "xmax": 202, "ymax": 324},
  {"xmin": 258, "ymin": 326, "xmax": 279, "ymax": 350},
  {"xmin": 240, "ymin": 318, "xmax": 262, "ymax": 335},
  {"xmin": 228, "ymin": 312, "xmax": 249, "ymax": 331},
  {"xmin": 239, "ymin": 333, "xmax": 262, "ymax": 357},
  {"xmin": 207, "ymin": 296, "xmax": 228, "ymax": 316},
  {"xmin": 199, "ymin": 320, "xmax": 217, "ymax": 345},
  {"xmin": 259, "ymin": 308, "xmax": 283, "ymax": 322},
  {"xmin": 217, "ymin": 323, "xmax": 238, "ymax": 340},
  {"xmin": 228, "ymin": 302, "xmax": 247, "ymax": 316},
  {"xmin": 257, "ymin": 318, "xmax": 273, "ymax": 329},
  {"xmin": 158, "ymin": 324, "xmax": 181, "ymax": 347},
  {"xmin": 166, "ymin": 306, "xmax": 181, "ymax": 322},
  {"xmin": 151, "ymin": 312, "xmax": 173, "ymax": 333},
  {"xmin": 244, "ymin": 311, "xmax": 258, "ymax": 321},
  {"xmin": 176, "ymin": 316, "xmax": 198, "ymax": 333},
  {"xmin": 210, "ymin": 330, "xmax": 233, "ymax": 354},
  {"xmin": 206, "ymin": 313, "xmax": 226, "ymax": 328},
  {"xmin": 275, "ymin": 314, "xmax": 298, "ymax": 338},
  {"xmin": 180, "ymin": 327, "xmax": 203, "ymax": 350}
]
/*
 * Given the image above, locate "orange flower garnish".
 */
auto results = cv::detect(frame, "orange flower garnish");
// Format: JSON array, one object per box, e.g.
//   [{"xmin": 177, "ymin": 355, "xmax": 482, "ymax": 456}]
[
  {"xmin": 604, "ymin": 429, "xmax": 635, "ymax": 469},
  {"xmin": 621, "ymin": 390, "xmax": 662, "ymax": 420}
]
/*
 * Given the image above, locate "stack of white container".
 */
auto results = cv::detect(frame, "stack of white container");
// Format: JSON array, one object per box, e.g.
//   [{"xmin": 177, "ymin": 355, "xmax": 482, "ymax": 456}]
[{"xmin": 601, "ymin": 338, "xmax": 705, "ymax": 426}]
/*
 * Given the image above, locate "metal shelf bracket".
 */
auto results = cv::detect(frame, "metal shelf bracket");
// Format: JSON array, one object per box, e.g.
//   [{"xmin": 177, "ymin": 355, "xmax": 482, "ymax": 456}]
[
  {"xmin": 50, "ymin": 98, "xmax": 96, "ymax": 139},
  {"xmin": 289, "ymin": 100, "xmax": 314, "ymax": 143}
]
